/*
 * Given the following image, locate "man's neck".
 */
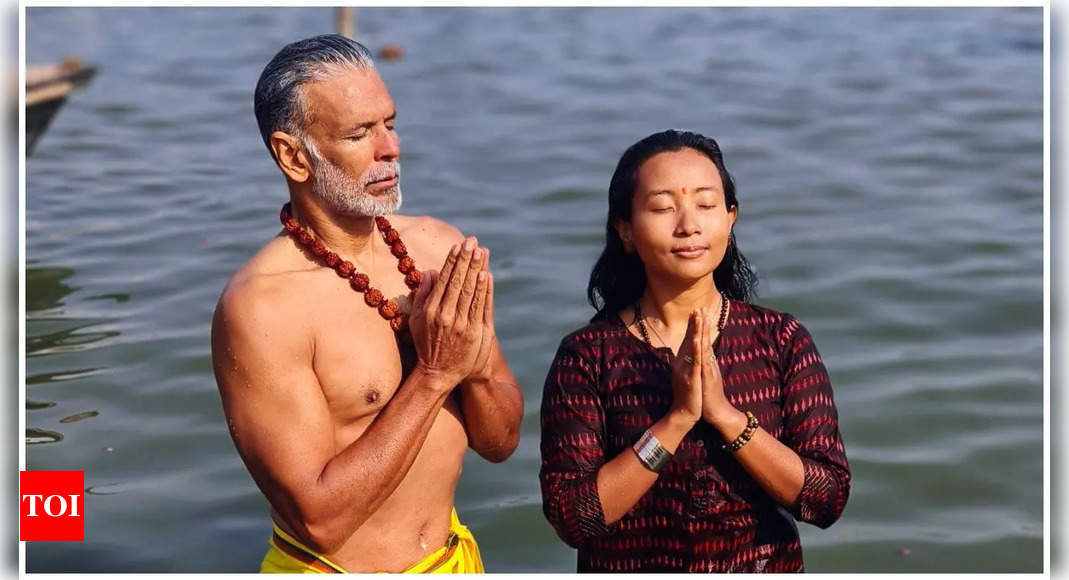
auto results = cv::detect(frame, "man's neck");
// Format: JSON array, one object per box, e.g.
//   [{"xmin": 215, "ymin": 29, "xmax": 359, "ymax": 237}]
[{"xmin": 288, "ymin": 195, "xmax": 380, "ymax": 266}]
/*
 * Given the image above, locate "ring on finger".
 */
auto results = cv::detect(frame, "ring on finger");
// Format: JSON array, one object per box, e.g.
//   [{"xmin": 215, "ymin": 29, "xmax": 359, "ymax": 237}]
[{"xmin": 682, "ymin": 354, "xmax": 694, "ymax": 364}]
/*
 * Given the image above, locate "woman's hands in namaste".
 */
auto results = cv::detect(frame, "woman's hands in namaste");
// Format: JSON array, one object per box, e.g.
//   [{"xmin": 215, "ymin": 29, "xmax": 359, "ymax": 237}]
[{"xmin": 668, "ymin": 306, "xmax": 737, "ymax": 429}]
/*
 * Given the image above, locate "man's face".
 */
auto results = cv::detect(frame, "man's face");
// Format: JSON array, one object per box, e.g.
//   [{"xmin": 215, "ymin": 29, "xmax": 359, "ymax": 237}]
[{"xmin": 300, "ymin": 66, "xmax": 401, "ymax": 217}]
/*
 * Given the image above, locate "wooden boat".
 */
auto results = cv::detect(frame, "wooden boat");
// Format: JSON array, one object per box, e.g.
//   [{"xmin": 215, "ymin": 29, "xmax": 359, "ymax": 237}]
[{"xmin": 26, "ymin": 57, "xmax": 97, "ymax": 155}]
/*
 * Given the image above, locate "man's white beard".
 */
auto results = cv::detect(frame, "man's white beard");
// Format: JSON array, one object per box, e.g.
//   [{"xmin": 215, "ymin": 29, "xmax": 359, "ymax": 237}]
[{"xmin": 309, "ymin": 154, "xmax": 402, "ymax": 218}]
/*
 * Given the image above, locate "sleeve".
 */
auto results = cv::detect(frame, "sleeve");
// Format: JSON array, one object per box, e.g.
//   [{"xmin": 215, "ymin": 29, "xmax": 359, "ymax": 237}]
[
  {"xmin": 778, "ymin": 315, "xmax": 851, "ymax": 529},
  {"xmin": 538, "ymin": 335, "xmax": 610, "ymax": 548}
]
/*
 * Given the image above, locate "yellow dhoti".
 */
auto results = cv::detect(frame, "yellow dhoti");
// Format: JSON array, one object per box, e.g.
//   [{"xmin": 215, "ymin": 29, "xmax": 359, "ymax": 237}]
[{"xmin": 260, "ymin": 508, "xmax": 484, "ymax": 574}]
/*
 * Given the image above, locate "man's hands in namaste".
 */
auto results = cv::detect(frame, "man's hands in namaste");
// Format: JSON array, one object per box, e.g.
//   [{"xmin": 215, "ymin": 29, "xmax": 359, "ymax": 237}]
[{"xmin": 408, "ymin": 237, "xmax": 495, "ymax": 389}]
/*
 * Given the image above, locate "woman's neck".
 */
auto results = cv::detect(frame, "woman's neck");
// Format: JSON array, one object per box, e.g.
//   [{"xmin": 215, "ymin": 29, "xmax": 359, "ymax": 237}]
[{"xmin": 640, "ymin": 275, "xmax": 722, "ymax": 332}]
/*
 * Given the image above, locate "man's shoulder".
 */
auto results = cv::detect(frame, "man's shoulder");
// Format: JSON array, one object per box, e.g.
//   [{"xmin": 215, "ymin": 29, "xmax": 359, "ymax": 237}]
[
  {"xmin": 388, "ymin": 215, "xmax": 466, "ymax": 267},
  {"xmin": 389, "ymin": 214, "xmax": 464, "ymax": 244},
  {"xmin": 215, "ymin": 258, "xmax": 312, "ymax": 335}
]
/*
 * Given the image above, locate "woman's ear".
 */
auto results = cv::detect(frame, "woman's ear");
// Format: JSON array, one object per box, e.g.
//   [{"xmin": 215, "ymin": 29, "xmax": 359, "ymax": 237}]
[
  {"xmin": 614, "ymin": 219, "xmax": 634, "ymax": 253},
  {"xmin": 270, "ymin": 131, "xmax": 312, "ymax": 184},
  {"xmin": 728, "ymin": 204, "xmax": 739, "ymax": 227}
]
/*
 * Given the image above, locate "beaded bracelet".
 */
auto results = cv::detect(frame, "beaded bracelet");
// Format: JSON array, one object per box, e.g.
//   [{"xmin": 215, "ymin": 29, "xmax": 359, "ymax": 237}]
[{"xmin": 722, "ymin": 411, "xmax": 759, "ymax": 452}]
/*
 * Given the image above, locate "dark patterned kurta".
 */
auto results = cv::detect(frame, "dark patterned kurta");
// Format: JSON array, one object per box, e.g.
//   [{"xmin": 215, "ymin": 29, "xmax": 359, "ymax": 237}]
[{"xmin": 539, "ymin": 300, "xmax": 850, "ymax": 572}]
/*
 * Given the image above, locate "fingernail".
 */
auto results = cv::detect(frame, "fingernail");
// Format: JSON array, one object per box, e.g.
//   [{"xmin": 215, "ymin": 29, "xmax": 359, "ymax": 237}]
[
  {"xmin": 473, "ymin": 248, "xmax": 483, "ymax": 260},
  {"xmin": 464, "ymin": 238, "xmax": 475, "ymax": 251},
  {"xmin": 478, "ymin": 271, "xmax": 487, "ymax": 281},
  {"xmin": 451, "ymin": 244, "xmax": 460, "ymax": 257}
]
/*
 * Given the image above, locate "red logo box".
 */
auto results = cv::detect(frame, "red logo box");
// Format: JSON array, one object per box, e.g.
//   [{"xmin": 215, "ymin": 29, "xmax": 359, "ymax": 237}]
[{"xmin": 20, "ymin": 471, "xmax": 84, "ymax": 541}]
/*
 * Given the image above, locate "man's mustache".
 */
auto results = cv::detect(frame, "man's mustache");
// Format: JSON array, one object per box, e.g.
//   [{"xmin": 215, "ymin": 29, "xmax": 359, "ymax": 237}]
[{"xmin": 362, "ymin": 162, "xmax": 400, "ymax": 185}]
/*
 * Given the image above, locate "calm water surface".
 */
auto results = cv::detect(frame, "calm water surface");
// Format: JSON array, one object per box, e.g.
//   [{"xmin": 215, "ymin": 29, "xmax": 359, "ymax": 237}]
[{"xmin": 25, "ymin": 7, "xmax": 1043, "ymax": 572}]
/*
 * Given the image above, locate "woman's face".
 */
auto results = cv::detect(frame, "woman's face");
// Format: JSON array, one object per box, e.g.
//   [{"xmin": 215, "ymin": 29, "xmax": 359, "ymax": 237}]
[{"xmin": 617, "ymin": 148, "xmax": 738, "ymax": 286}]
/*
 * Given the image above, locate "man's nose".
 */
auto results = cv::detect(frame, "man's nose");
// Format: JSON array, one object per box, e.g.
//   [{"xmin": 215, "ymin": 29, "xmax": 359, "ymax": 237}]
[{"xmin": 376, "ymin": 129, "xmax": 400, "ymax": 161}]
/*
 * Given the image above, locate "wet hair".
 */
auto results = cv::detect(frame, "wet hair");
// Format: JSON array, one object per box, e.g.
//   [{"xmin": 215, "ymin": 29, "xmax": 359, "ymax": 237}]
[
  {"xmin": 253, "ymin": 34, "xmax": 375, "ymax": 153},
  {"xmin": 587, "ymin": 129, "xmax": 759, "ymax": 318}
]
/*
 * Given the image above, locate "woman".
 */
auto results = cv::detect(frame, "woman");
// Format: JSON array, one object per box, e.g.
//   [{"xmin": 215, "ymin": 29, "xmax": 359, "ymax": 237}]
[{"xmin": 539, "ymin": 130, "xmax": 850, "ymax": 572}]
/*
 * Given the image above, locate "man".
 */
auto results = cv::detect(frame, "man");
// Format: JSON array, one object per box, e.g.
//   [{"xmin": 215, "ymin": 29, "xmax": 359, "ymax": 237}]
[{"xmin": 211, "ymin": 34, "xmax": 524, "ymax": 573}]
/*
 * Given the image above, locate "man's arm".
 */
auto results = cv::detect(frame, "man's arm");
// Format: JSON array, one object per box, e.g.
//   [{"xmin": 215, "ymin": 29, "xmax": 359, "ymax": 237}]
[
  {"xmin": 211, "ymin": 283, "xmax": 455, "ymax": 554},
  {"xmin": 417, "ymin": 219, "xmax": 524, "ymax": 463},
  {"xmin": 458, "ymin": 336, "xmax": 524, "ymax": 463},
  {"xmin": 211, "ymin": 251, "xmax": 489, "ymax": 554}
]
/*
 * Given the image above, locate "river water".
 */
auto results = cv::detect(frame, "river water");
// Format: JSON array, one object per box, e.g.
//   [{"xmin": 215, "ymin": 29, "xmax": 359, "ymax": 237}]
[{"xmin": 25, "ymin": 6, "xmax": 1043, "ymax": 572}]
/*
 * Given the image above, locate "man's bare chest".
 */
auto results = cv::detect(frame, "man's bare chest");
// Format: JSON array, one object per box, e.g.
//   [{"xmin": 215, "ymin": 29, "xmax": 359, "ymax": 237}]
[{"xmin": 303, "ymin": 283, "xmax": 418, "ymax": 424}]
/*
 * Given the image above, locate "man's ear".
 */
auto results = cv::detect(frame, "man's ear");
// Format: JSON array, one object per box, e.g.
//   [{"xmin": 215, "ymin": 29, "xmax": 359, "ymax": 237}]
[
  {"xmin": 270, "ymin": 131, "xmax": 312, "ymax": 183},
  {"xmin": 614, "ymin": 219, "xmax": 635, "ymax": 253}
]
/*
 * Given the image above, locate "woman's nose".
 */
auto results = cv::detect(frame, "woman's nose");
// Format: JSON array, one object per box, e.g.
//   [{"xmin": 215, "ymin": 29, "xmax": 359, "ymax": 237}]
[{"xmin": 675, "ymin": 206, "xmax": 701, "ymax": 237}]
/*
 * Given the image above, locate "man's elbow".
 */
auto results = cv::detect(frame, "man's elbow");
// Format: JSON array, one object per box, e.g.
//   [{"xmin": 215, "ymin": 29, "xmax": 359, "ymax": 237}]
[
  {"xmin": 475, "ymin": 433, "xmax": 520, "ymax": 463},
  {"xmin": 297, "ymin": 518, "xmax": 351, "ymax": 555},
  {"xmin": 284, "ymin": 500, "xmax": 363, "ymax": 554}
]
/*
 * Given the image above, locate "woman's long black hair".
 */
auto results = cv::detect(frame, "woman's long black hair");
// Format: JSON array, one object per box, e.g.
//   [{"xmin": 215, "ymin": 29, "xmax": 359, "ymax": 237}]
[{"xmin": 587, "ymin": 130, "xmax": 758, "ymax": 319}]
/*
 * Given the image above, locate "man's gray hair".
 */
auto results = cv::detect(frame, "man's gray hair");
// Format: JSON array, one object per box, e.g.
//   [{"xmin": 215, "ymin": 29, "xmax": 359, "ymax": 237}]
[{"xmin": 253, "ymin": 34, "xmax": 375, "ymax": 153}]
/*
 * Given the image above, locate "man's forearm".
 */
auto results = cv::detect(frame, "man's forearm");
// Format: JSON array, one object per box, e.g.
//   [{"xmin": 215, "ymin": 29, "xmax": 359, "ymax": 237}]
[
  {"xmin": 458, "ymin": 375, "xmax": 523, "ymax": 462},
  {"xmin": 298, "ymin": 367, "xmax": 455, "ymax": 552}
]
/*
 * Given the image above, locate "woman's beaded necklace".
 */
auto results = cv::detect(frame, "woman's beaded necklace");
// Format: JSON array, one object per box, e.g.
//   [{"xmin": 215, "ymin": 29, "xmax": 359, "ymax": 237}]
[
  {"xmin": 635, "ymin": 291, "xmax": 729, "ymax": 348},
  {"xmin": 280, "ymin": 202, "xmax": 421, "ymax": 333}
]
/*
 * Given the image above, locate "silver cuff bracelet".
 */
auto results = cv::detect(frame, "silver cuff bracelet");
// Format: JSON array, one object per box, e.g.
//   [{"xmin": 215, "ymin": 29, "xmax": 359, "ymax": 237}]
[{"xmin": 632, "ymin": 428, "xmax": 672, "ymax": 472}]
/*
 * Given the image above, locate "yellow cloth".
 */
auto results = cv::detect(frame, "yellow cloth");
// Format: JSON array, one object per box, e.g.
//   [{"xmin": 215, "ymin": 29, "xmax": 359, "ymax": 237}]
[{"xmin": 260, "ymin": 508, "xmax": 484, "ymax": 574}]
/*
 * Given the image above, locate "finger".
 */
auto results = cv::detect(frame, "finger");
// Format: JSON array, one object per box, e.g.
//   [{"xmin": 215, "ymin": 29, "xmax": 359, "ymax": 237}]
[
  {"xmin": 427, "ymin": 244, "xmax": 461, "ymax": 313},
  {"xmin": 688, "ymin": 311, "xmax": 702, "ymax": 385},
  {"xmin": 456, "ymin": 244, "xmax": 485, "ymax": 319},
  {"xmin": 412, "ymin": 269, "xmax": 438, "ymax": 310},
  {"xmin": 683, "ymin": 308, "xmax": 698, "ymax": 340},
  {"xmin": 469, "ymin": 270, "xmax": 489, "ymax": 323},
  {"xmin": 483, "ymin": 271, "xmax": 495, "ymax": 330},
  {"xmin": 707, "ymin": 310, "xmax": 722, "ymax": 381},
  {"xmin": 700, "ymin": 308, "xmax": 712, "ymax": 381},
  {"xmin": 441, "ymin": 237, "xmax": 476, "ymax": 316}
]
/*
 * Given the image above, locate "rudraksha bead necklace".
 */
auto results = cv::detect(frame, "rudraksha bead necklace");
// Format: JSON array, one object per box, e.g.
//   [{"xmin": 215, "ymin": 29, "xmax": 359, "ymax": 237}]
[{"xmin": 280, "ymin": 202, "xmax": 422, "ymax": 332}]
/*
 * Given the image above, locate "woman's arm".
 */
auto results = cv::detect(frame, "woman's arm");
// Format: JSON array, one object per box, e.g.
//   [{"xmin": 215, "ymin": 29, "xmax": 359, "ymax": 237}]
[
  {"xmin": 539, "ymin": 336, "xmax": 610, "ymax": 548},
  {"xmin": 701, "ymin": 310, "xmax": 850, "ymax": 528},
  {"xmin": 540, "ymin": 314, "xmax": 704, "ymax": 546}
]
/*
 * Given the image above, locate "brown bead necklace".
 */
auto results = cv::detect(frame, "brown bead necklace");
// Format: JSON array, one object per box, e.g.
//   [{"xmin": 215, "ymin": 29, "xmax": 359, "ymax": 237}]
[
  {"xmin": 635, "ymin": 291, "xmax": 729, "ymax": 348},
  {"xmin": 280, "ymin": 202, "xmax": 422, "ymax": 333}
]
